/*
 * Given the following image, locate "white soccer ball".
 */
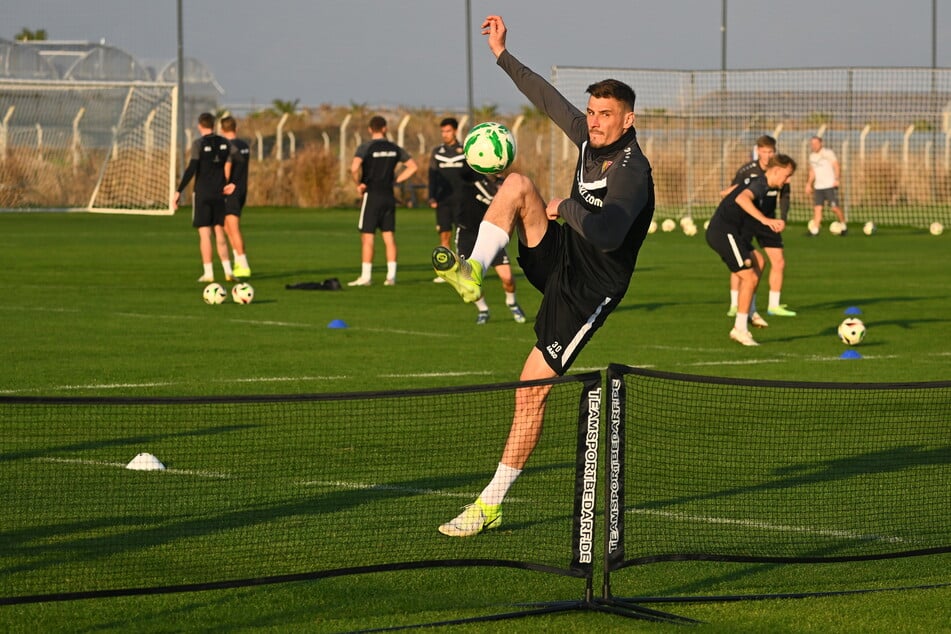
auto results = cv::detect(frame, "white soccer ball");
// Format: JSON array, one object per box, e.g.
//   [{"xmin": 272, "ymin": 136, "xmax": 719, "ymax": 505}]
[
  {"xmin": 683, "ymin": 222, "xmax": 697, "ymax": 236},
  {"xmin": 703, "ymin": 219, "xmax": 710, "ymax": 230},
  {"xmin": 829, "ymin": 221, "xmax": 845, "ymax": 235},
  {"xmin": 807, "ymin": 219, "xmax": 820, "ymax": 236},
  {"xmin": 837, "ymin": 318, "xmax": 866, "ymax": 346},
  {"xmin": 930, "ymin": 221, "xmax": 944, "ymax": 236},
  {"xmin": 679, "ymin": 216, "xmax": 694, "ymax": 228},
  {"xmin": 647, "ymin": 219, "xmax": 658, "ymax": 234},
  {"xmin": 863, "ymin": 221, "xmax": 876, "ymax": 236},
  {"xmin": 203, "ymin": 283, "xmax": 227, "ymax": 305},
  {"xmin": 231, "ymin": 282, "xmax": 254, "ymax": 304},
  {"xmin": 661, "ymin": 218, "xmax": 676, "ymax": 232},
  {"xmin": 463, "ymin": 122, "xmax": 516, "ymax": 174}
]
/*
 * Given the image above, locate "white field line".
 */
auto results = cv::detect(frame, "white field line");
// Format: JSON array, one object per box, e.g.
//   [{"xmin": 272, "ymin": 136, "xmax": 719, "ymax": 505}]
[
  {"xmin": 30, "ymin": 457, "xmax": 903, "ymax": 542},
  {"xmin": 378, "ymin": 370, "xmax": 494, "ymax": 378},
  {"xmin": 35, "ymin": 456, "xmax": 230, "ymax": 479},
  {"xmin": 31, "ymin": 457, "xmax": 524, "ymax": 502},
  {"xmin": 630, "ymin": 507, "xmax": 906, "ymax": 544},
  {"xmin": 296, "ymin": 479, "xmax": 528, "ymax": 503}
]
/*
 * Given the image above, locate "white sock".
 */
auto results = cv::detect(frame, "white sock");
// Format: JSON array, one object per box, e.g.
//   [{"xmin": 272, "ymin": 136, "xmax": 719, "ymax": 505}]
[
  {"xmin": 387, "ymin": 261, "xmax": 397, "ymax": 280},
  {"xmin": 475, "ymin": 297, "xmax": 489, "ymax": 311},
  {"xmin": 730, "ymin": 289, "xmax": 739, "ymax": 307},
  {"xmin": 479, "ymin": 463, "xmax": 522, "ymax": 506},
  {"xmin": 235, "ymin": 253, "xmax": 249, "ymax": 269},
  {"xmin": 361, "ymin": 262, "xmax": 372, "ymax": 280},
  {"xmin": 734, "ymin": 312, "xmax": 749, "ymax": 332},
  {"xmin": 221, "ymin": 259, "xmax": 233, "ymax": 277},
  {"xmin": 505, "ymin": 291, "xmax": 517, "ymax": 306},
  {"xmin": 203, "ymin": 262, "xmax": 214, "ymax": 277},
  {"xmin": 469, "ymin": 221, "xmax": 510, "ymax": 271},
  {"xmin": 769, "ymin": 291, "xmax": 781, "ymax": 309}
]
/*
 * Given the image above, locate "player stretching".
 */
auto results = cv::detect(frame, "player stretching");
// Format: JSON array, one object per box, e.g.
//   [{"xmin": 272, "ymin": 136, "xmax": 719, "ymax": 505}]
[
  {"xmin": 706, "ymin": 155, "xmax": 796, "ymax": 346},
  {"xmin": 432, "ymin": 14, "xmax": 654, "ymax": 537}
]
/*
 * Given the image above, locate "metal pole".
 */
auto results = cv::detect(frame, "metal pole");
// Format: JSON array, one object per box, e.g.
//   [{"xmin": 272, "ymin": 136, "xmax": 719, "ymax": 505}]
[
  {"xmin": 466, "ymin": 0, "xmax": 474, "ymax": 120},
  {"xmin": 176, "ymin": 0, "xmax": 186, "ymax": 152},
  {"xmin": 721, "ymin": 0, "xmax": 727, "ymax": 73}
]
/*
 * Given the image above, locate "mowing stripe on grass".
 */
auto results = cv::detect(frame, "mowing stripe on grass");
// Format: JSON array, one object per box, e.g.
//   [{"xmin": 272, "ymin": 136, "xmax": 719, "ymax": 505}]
[{"xmin": 631, "ymin": 507, "xmax": 907, "ymax": 544}]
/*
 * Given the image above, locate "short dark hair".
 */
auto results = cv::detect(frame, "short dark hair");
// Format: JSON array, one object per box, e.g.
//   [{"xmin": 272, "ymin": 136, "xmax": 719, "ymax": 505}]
[
  {"xmin": 586, "ymin": 79, "xmax": 636, "ymax": 111},
  {"xmin": 368, "ymin": 116, "xmax": 387, "ymax": 132},
  {"xmin": 219, "ymin": 115, "xmax": 237, "ymax": 133},
  {"xmin": 439, "ymin": 117, "xmax": 458, "ymax": 129},
  {"xmin": 755, "ymin": 135, "xmax": 777, "ymax": 149},
  {"xmin": 768, "ymin": 153, "xmax": 797, "ymax": 172},
  {"xmin": 198, "ymin": 112, "xmax": 215, "ymax": 129}
]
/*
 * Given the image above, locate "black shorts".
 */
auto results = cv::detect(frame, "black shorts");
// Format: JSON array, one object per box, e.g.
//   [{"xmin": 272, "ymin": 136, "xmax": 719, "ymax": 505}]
[
  {"xmin": 224, "ymin": 192, "xmax": 246, "ymax": 217},
  {"xmin": 435, "ymin": 202, "xmax": 456, "ymax": 233},
  {"xmin": 518, "ymin": 221, "xmax": 620, "ymax": 376},
  {"xmin": 455, "ymin": 225, "xmax": 509, "ymax": 267},
  {"xmin": 706, "ymin": 217, "xmax": 755, "ymax": 273},
  {"xmin": 813, "ymin": 187, "xmax": 839, "ymax": 207},
  {"xmin": 750, "ymin": 221, "xmax": 784, "ymax": 249},
  {"xmin": 358, "ymin": 192, "xmax": 396, "ymax": 233},
  {"xmin": 191, "ymin": 195, "xmax": 226, "ymax": 228}
]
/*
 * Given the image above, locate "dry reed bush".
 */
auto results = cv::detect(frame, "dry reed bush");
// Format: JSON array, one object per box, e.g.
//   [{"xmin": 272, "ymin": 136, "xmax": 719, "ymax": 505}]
[
  {"xmin": 0, "ymin": 149, "xmax": 95, "ymax": 208},
  {"xmin": 855, "ymin": 156, "xmax": 901, "ymax": 206},
  {"xmin": 289, "ymin": 143, "xmax": 344, "ymax": 208},
  {"xmin": 649, "ymin": 147, "xmax": 688, "ymax": 208}
]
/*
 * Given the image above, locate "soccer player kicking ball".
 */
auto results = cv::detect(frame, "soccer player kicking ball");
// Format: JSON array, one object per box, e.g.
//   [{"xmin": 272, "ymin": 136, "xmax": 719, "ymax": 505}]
[
  {"xmin": 432, "ymin": 14, "xmax": 654, "ymax": 537},
  {"xmin": 705, "ymin": 155, "xmax": 796, "ymax": 346}
]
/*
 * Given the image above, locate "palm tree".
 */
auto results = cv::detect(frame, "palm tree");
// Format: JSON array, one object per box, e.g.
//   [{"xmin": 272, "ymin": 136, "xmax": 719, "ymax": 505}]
[{"xmin": 15, "ymin": 27, "xmax": 48, "ymax": 41}]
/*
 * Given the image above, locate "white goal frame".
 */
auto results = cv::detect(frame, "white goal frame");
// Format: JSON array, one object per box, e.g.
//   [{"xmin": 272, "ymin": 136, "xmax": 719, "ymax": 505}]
[{"xmin": 0, "ymin": 79, "xmax": 178, "ymax": 215}]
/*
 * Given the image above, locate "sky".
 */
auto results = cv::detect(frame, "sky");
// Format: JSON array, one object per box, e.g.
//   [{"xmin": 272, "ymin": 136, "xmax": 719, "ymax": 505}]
[{"xmin": 3, "ymin": 1, "xmax": 950, "ymax": 113}]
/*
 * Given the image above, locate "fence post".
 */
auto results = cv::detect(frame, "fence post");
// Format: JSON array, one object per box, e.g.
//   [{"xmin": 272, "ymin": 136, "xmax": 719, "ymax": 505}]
[
  {"xmin": 275, "ymin": 112, "xmax": 289, "ymax": 161},
  {"xmin": 339, "ymin": 113, "xmax": 352, "ymax": 184}
]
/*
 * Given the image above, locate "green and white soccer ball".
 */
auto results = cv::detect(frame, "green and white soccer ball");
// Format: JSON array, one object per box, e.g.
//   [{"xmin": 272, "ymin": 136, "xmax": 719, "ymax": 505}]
[
  {"xmin": 463, "ymin": 122, "xmax": 516, "ymax": 174},
  {"xmin": 231, "ymin": 282, "xmax": 254, "ymax": 304},
  {"xmin": 837, "ymin": 318, "xmax": 866, "ymax": 346},
  {"xmin": 203, "ymin": 282, "xmax": 227, "ymax": 305}
]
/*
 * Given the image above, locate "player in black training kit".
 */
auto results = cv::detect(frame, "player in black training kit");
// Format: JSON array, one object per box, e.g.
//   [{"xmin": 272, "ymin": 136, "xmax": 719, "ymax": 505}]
[
  {"xmin": 174, "ymin": 112, "xmax": 235, "ymax": 282},
  {"xmin": 428, "ymin": 117, "xmax": 469, "ymax": 258},
  {"xmin": 707, "ymin": 154, "xmax": 796, "ymax": 347},
  {"xmin": 433, "ymin": 15, "xmax": 654, "ymax": 537},
  {"xmin": 454, "ymin": 175, "xmax": 527, "ymax": 325},
  {"xmin": 219, "ymin": 115, "xmax": 252, "ymax": 279},
  {"xmin": 348, "ymin": 115, "xmax": 418, "ymax": 286},
  {"xmin": 723, "ymin": 135, "xmax": 795, "ymax": 321}
]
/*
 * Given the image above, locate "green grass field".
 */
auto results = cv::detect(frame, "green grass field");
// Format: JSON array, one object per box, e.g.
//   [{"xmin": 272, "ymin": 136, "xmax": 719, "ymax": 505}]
[{"xmin": 1, "ymin": 208, "xmax": 949, "ymax": 632}]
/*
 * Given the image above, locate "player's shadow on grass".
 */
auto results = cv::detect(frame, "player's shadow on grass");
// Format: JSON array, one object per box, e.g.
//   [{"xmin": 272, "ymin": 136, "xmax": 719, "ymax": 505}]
[
  {"xmin": 0, "ymin": 460, "xmax": 576, "ymax": 580},
  {"xmin": 768, "ymin": 317, "xmax": 949, "ymax": 344},
  {"xmin": 800, "ymin": 295, "xmax": 947, "ymax": 311},
  {"xmin": 0, "ymin": 424, "xmax": 260, "ymax": 463},
  {"xmin": 635, "ymin": 444, "xmax": 951, "ymax": 512}
]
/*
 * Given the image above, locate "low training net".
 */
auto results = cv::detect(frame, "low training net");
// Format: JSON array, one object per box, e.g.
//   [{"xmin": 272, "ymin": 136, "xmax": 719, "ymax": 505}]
[
  {"xmin": 0, "ymin": 375, "xmax": 598, "ymax": 603},
  {"xmin": 606, "ymin": 366, "xmax": 951, "ymax": 579}
]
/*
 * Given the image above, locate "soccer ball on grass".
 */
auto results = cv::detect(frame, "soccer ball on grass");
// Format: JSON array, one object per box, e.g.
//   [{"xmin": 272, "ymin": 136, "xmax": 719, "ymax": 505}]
[
  {"xmin": 837, "ymin": 318, "xmax": 866, "ymax": 345},
  {"xmin": 231, "ymin": 282, "xmax": 254, "ymax": 304},
  {"xmin": 463, "ymin": 122, "xmax": 516, "ymax": 174},
  {"xmin": 203, "ymin": 283, "xmax": 227, "ymax": 305}
]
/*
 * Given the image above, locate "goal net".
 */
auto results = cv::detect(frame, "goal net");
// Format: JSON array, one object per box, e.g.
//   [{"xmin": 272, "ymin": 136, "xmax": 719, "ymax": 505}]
[
  {"xmin": 0, "ymin": 80, "xmax": 177, "ymax": 214},
  {"xmin": 551, "ymin": 67, "xmax": 951, "ymax": 228}
]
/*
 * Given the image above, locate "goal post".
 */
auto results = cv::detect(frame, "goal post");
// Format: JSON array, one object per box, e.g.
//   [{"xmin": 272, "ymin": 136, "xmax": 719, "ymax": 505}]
[{"xmin": 0, "ymin": 79, "xmax": 178, "ymax": 215}]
